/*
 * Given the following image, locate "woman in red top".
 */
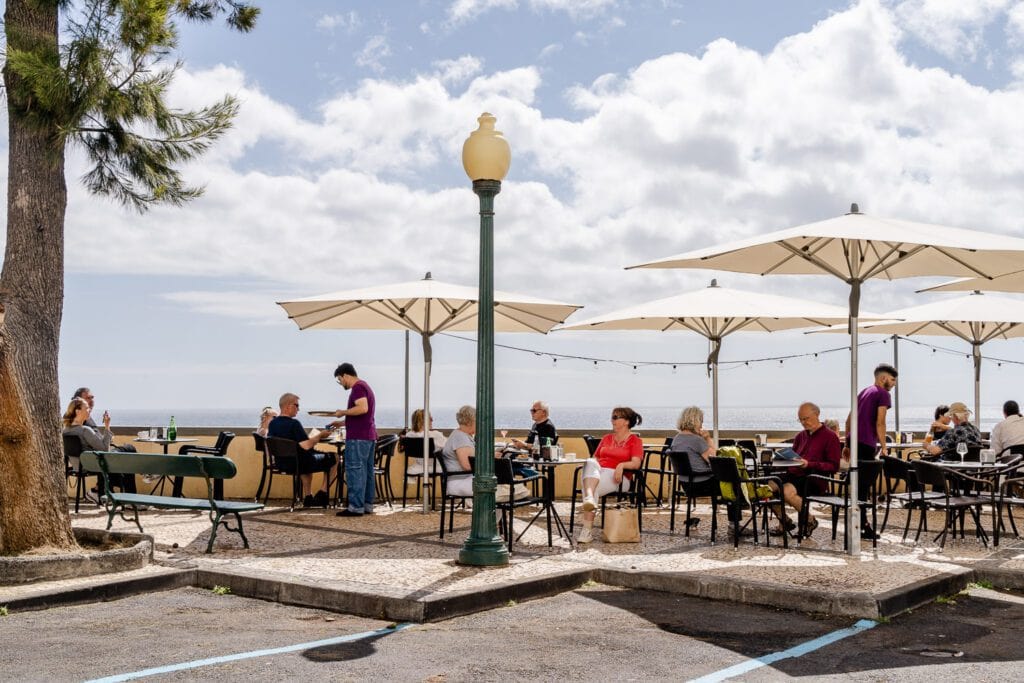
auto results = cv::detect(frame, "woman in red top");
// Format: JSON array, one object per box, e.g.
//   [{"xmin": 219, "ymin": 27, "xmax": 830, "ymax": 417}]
[{"xmin": 577, "ymin": 406, "xmax": 644, "ymax": 543}]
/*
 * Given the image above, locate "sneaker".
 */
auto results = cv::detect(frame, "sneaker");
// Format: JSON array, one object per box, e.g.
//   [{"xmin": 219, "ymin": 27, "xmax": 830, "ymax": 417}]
[
  {"xmin": 313, "ymin": 490, "xmax": 329, "ymax": 508},
  {"xmin": 302, "ymin": 494, "xmax": 315, "ymax": 508},
  {"xmin": 581, "ymin": 495, "xmax": 596, "ymax": 512},
  {"xmin": 577, "ymin": 526, "xmax": 594, "ymax": 543},
  {"xmin": 336, "ymin": 509, "xmax": 364, "ymax": 518}
]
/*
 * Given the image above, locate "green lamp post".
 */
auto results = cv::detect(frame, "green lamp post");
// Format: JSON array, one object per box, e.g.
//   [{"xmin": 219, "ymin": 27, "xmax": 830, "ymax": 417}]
[{"xmin": 458, "ymin": 112, "xmax": 511, "ymax": 567}]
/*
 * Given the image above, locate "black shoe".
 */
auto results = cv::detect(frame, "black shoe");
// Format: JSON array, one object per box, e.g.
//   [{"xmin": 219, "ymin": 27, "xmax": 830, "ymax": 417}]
[
  {"xmin": 335, "ymin": 509, "xmax": 364, "ymax": 518},
  {"xmin": 303, "ymin": 494, "xmax": 315, "ymax": 508},
  {"xmin": 861, "ymin": 525, "xmax": 879, "ymax": 540},
  {"xmin": 313, "ymin": 490, "xmax": 329, "ymax": 508}
]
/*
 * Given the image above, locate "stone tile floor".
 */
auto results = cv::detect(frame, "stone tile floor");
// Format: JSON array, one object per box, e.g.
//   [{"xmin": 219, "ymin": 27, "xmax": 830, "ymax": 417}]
[{"xmin": 60, "ymin": 500, "xmax": 1024, "ymax": 599}]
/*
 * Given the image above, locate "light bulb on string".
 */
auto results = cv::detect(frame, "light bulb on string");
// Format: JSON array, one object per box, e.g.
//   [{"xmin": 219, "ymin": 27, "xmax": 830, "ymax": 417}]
[
  {"xmin": 593, "ymin": 360, "xmax": 599, "ymax": 371},
  {"xmin": 672, "ymin": 364, "xmax": 677, "ymax": 374},
  {"xmin": 552, "ymin": 357, "xmax": 558, "ymax": 367},
  {"xmin": 632, "ymin": 365, "xmax": 638, "ymax": 375}
]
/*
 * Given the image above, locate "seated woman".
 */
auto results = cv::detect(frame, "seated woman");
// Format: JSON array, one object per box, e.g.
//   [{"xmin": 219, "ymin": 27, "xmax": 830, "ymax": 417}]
[
  {"xmin": 404, "ymin": 408, "xmax": 447, "ymax": 476},
  {"xmin": 577, "ymin": 406, "xmax": 644, "ymax": 544},
  {"xmin": 667, "ymin": 406, "xmax": 716, "ymax": 527},
  {"xmin": 440, "ymin": 405, "xmax": 476, "ymax": 498},
  {"xmin": 62, "ymin": 397, "xmax": 137, "ymax": 495},
  {"xmin": 927, "ymin": 404, "xmax": 952, "ymax": 443},
  {"xmin": 256, "ymin": 406, "xmax": 277, "ymax": 437}
]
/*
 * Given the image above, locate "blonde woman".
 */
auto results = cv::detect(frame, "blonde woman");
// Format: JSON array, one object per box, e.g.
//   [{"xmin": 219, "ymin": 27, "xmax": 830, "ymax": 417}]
[
  {"xmin": 256, "ymin": 406, "xmax": 277, "ymax": 437},
  {"xmin": 404, "ymin": 408, "xmax": 446, "ymax": 476},
  {"xmin": 669, "ymin": 406, "xmax": 715, "ymax": 483},
  {"xmin": 62, "ymin": 397, "xmax": 137, "ymax": 495}
]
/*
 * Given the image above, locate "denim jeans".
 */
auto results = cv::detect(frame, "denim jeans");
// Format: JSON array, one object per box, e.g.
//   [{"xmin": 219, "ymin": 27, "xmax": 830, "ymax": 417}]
[{"xmin": 344, "ymin": 439, "xmax": 376, "ymax": 513}]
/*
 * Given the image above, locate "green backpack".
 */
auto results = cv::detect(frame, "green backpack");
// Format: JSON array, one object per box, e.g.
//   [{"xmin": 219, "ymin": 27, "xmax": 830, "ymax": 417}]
[{"xmin": 716, "ymin": 445, "xmax": 773, "ymax": 503}]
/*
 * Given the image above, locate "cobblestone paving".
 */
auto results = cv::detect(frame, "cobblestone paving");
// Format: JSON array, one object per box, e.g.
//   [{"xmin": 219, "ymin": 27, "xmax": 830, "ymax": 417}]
[{"xmin": 60, "ymin": 500, "xmax": 1022, "ymax": 601}]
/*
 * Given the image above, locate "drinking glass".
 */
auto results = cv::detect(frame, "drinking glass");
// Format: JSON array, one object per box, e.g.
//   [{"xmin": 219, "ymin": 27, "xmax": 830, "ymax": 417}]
[
  {"xmin": 956, "ymin": 441, "xmax": 968, "ymax": 463},
  {"xmin": 148, "ymin": 427, "xmax": 158, "ymax": 439},
  {"xmin": 500, "ymin": 429, "xmax": 508, "ymax": 446}
]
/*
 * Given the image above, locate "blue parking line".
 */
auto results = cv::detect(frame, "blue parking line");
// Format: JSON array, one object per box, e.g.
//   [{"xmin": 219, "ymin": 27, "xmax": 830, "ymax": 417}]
[
  {"xmin": 84, "ymin": 623, "xmax": 413, "ymax": 683},
  {"xmin": 687, "ymin": 618, "xmax": 878, "ymax": 683}
]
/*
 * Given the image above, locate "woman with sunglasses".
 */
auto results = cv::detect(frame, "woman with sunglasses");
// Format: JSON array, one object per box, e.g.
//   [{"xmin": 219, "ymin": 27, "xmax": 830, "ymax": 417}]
[{"xmin": 576, "ymin": 407, "xmax": 643, "ymax": 543}]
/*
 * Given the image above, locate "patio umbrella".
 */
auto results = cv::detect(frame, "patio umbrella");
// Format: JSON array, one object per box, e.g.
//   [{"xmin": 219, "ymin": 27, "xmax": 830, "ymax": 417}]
[
  {"xmin": 277, "ymin": 272, "xmax": 582, "ymax": 511},
  {"xmin": 556, "ymin": 279, "xmax": 876, "ymax": 445},
  {"xmin": 917, "ymin": 270, "xmax": 1024, "ymax": 294},
  {"xmin": 627, "ymin": 203, "xmax": 1024, "ymax": 555},
  {"xmin": 815, "ymin": 291, "xmax": 1024, "ymax": 427}
]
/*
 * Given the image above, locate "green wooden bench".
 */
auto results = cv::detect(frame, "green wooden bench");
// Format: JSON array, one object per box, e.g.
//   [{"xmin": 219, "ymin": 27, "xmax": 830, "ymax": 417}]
[{"xmin": 80, "ymin": 451, "xmax": 264, "ymax": 553}]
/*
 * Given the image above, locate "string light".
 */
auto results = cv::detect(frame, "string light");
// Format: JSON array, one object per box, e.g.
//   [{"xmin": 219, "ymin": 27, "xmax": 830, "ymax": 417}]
[{"xmin": 672, "ymin": 364, "xmax": 677, "ymax": 374}]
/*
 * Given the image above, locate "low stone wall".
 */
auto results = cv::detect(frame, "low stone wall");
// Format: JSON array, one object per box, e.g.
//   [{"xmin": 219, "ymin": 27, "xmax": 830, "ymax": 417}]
[{"xmin": 0, "ymin": 528, "xmax": 152, "ymax": 586}]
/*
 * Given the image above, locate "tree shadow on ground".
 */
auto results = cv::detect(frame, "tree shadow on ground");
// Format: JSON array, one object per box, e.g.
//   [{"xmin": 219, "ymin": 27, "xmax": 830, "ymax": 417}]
[{"xmin": 302, "ymin": 631, "xmax": 392, "ymax": 663}]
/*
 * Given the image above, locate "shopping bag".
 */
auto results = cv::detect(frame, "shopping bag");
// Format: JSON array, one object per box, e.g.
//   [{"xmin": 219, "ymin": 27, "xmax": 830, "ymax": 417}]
[{"xmin": 602, "ymin": 506, "xmax": 640, "ymax": 543}]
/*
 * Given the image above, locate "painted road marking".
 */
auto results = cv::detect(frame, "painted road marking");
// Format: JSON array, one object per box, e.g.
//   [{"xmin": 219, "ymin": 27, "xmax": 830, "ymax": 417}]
[
  {"xmin": 687, "ymin": 618, "xmax": 878, "ymax": 683},
  {"xmin": 84, "ymin": 623, "xmax": 413, "ymax": 683}
]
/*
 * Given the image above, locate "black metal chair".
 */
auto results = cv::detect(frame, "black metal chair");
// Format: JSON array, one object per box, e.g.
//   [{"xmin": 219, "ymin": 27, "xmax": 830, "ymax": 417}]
[
  {"xmin": 709, "ymin": 455, "xmax": 786, "ymax": 548},
  {"xmin": 801, "ymin": 459, "xmax": 883, "ymax": 549},
  {"xmin": 63, "ymin": 433, "xmax": 97, "ymax": 513},
  {"xmin": 252, "ymin": 432, "xmax": 270, "ymax": 502},
  {"xmin": 568, "ymin": 462, "xmax": 647, "ymax": 535},
  {"xmin": 911, "ymin": 459, "xmax": 995, "ymax": 549},
  {"xmin": 582, "ymin": 434, "xmax": 601, "ymax": 456},
  {"xmin": 374, "ymin": 434, "xmax": 400, "ymax": 508},
  {"xmin": 880, "ymin": 455, "xmax": 942, "ymax": 541},
  {"xmin": 400, "ymin": 436, "xmax": 438, "ymax": 509},
  {"xmin": 264, "ymin": 436, "xmax": 337, "ymax": 511},
  {"xmin": 641, "ymin": 438, "xmax": 673, "ymax": 507},
  {"xmin": 437, "ymin": 453, "xmax": 473, "ymax": 540},
  {"xmin": 174, "ymin": 430, "xmax": 235, "ymax": 498},
  {"xmin": 994, "ymin": 456, "xmax": 1024, "ymax": 546},
  {"xmin": 494, "ymin": 457, "xmax": 544, "ymax": 553},
  {"xmin": 667, "ymin": 450, "xmax": 718, "ymax": 534}
]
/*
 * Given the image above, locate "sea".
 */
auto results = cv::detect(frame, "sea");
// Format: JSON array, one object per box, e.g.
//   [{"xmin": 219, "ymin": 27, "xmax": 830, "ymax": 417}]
[{"xmin": 107, "ymin": 405, "xmax": 1002, "ymax": 434}]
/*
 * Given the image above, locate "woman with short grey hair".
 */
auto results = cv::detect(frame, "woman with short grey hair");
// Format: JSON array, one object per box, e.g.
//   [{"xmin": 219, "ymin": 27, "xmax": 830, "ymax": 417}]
[
  {"xmin": 670, "ymin": 406, "xmax": 715, "ymax": 483},
  {"xmin": 442, "ymin": 405, "xmax": 476, "ymax": 497}
]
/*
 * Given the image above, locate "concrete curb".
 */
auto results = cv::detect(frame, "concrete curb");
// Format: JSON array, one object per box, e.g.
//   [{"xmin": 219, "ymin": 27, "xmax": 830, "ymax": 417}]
[{"xmin": 1, "ymin": 568, "xmax": 195, "ymax": 613}]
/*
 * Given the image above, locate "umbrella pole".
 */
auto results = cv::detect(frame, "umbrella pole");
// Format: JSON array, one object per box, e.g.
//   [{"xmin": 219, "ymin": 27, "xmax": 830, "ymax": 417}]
[
  {"xmin": 404, "ymin": 331, "xmax": 410, "ymax": 430},
  {"xmin": 708, "ymin": 337, "xmax": 722, "ymax": 449},
  {"xmin": 974, "ymin": 342, "xmax": 982, "ymax": 428},
  {"xmin": 892, "ymin": 335, "xmax": 899, "ymax": 434},
  {"xmin": 847, "ymin": 278, "xmax": 862, "ymax": 557},
  {"xmin": 422, "ymin": 332, "xmax": 433, "ymax": 514}
]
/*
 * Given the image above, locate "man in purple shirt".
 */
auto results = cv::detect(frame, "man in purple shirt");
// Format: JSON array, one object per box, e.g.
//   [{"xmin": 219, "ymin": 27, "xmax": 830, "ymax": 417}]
[
  {"xmin": 844, "ymin": 362, "xmax": 897, "ymax": 540},
  {"xmin": 329, "ymin": 363, "xmax": 378, "ymax": 517}
]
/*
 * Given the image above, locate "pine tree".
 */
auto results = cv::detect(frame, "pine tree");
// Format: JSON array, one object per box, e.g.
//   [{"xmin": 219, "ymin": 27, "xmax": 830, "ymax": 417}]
[{"xmin": 0, "ymin": 0, "xmax": 259, "ymax": 554}]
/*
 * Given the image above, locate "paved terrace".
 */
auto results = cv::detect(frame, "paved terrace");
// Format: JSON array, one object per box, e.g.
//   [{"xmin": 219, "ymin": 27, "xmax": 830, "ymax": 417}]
[{"xmin": 5, "ymin": 501, "xmax": 1024, "ymax": 622}]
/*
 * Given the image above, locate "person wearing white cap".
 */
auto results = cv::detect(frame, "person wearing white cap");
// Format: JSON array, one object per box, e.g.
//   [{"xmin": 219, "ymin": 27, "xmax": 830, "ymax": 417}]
[{"xmin": 926, "ymin": 401, "xmax": 982, "ymax": 456}]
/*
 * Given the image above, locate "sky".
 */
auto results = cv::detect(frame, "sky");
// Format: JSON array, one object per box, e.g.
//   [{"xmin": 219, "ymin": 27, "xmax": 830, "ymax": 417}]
[{"xmin": 5, "ymin": 0, "xmax": 1024, "ymax": 424}]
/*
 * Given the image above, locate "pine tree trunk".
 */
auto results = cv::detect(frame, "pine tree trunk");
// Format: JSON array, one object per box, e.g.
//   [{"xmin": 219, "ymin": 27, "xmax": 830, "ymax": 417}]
[{"xmin": 0, "ymin": 0, "xmax": 77, "ymax": 554}]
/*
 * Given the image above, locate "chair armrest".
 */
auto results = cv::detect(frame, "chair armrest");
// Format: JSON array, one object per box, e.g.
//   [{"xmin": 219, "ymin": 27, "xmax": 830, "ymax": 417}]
[
  {"xmin": 514, "ymin": 472, "xmax": 544, "ymax": 485},
  {"xmin": 179, "ymin": 445, "xmax": 219, "ymax": 456}
]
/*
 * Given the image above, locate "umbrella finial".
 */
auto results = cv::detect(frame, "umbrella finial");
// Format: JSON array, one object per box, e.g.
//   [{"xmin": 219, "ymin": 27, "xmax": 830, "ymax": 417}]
[
  {"xmin": 423, "ymin": 272, "xmax": 432, "ymax": 280},
  {"xmin": 848, "ymin": 203, "xmax": 860, "ymax": 214},
  {"xmin": 709, "ymin": 279, "xmax": 719, "ymax": 288}
]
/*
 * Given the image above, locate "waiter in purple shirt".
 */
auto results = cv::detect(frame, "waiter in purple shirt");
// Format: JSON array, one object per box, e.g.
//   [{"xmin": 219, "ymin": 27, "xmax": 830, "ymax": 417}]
[
  {"xmin": 844, "ymin": 362, "xmax": 897, "ymax": 540},
  {"xmin": 328, "ymin": 362, "xmax": 378, "ymax": 517}
]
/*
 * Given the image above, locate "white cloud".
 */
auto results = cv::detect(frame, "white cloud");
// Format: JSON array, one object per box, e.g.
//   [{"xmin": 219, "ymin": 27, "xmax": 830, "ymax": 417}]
[
  {"xmin": 432, "ymin": 55, "xmax": 484, "ymax": 84},
  {"xmin": 445, "ymin": 0, "xmax": 617, "ymax": 26},
  {"xmin": 538, "ymin": 42, "xmax": 563, "ymax": 60},
  {"xmin": 316, "ymin": 11, "xmax": 361, "ymax": 34},
  {"xmin": 355, "ymin": 35, "xmax": 391, "ymax": 73},
  {"xmin": 446, "ymin": 0, "xmax": 518, "ymax": 26},
  {"xmin": 1007, "ymin": 1, "xmax": 1024, "ymax": 43},
  {"xmin": 892, "ymin": 0, "xmax": 1013, "ymax": 61}
]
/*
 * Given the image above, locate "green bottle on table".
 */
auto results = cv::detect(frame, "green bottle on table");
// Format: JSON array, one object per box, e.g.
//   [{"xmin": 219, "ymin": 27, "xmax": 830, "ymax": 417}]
[{"xmin": 168, "ymin": 416, "xmax": 177, "ymax": 442}]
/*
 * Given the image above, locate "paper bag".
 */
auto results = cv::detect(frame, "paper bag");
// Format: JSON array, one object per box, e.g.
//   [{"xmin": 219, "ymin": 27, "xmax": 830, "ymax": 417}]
[{"xmin": 602, "ymin": 506, "xmax": 640, "ymax": 543}]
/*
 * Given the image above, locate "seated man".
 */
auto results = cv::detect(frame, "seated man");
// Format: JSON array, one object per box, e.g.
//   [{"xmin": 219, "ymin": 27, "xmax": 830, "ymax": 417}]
[
  {"xmin": 990, "ymin": 400, "xmax": 1024, "ymax": 457},
  {"xmin": 510, "ymin": 400, "xmax": 558, "ymax": 452},
  {"xmin": 267, "ymin": 392, "xmax": 338, "ymax": 508},
  {"xmin": 925, "ymin": 401, "xmax": 982, "ymax": 456},
  {"xmin": 769, "ymin": 402, "xmax": 841, "ymax": 536}
]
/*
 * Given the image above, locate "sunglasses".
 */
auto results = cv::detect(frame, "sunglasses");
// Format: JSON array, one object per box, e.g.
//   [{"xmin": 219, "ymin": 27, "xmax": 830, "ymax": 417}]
[
  {"xmin": 530, "ymin": 408, "xmax": 542, "ymax": 413},
  {"xmin": 611, "ymin": 415, "xmax": 626, "ymax": 420}
]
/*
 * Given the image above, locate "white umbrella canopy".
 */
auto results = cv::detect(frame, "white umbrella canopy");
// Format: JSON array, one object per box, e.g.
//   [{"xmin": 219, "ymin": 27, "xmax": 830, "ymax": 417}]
[
  {"xmin": 556, "ymin": 279, "xmax": 881, "ymax": 444},
  {"xmin": 628, "ymin": 204, "xmax": 1024, "ymax": 555},
  {"xmin": 818, "ymin": 291, "xmax": 1024, "ymax": 425},
  {"xmin": 277, "ymin": 272, "xmax": 582, "ymax": 511},
  {"xmin": 918, "ymin": 270, "xmax": 1024, "ymax": 294}
]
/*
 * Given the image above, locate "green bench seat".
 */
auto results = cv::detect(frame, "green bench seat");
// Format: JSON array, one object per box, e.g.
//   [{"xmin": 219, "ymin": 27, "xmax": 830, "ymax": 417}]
[{"xmin": 80, "ymin": 451, "xmax": 264, "ymax": 553}]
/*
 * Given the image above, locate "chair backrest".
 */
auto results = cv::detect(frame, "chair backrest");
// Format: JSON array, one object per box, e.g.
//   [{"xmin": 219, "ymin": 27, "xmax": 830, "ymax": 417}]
[
  {"xmin": 718, "ymin": 438, "xmax": 736, "ymax": 447},
  {"xmin": 63, "ymin": 433, "xmax": 84, "ymax": 470},
  {"xmin": 252, "ymin": 431, "xmax": 266, "ymax": 455},
  {"xmin": 856, "ymin": 459, "xmax": 884, "ymax": 500},
  {"xmin": 912, "ymin": 459, "xmax": 949, "ymax": 493},
  {"xmin": 375, "ymin": 434, "xmax": 400, "ymax": 465},
  {"xmin": 494, "ymin": 457, "xmax": 516, "ymax": 486},
  {"xmin": 999, "ymin": 444, "xmax": 1024, "ymax": 462},
  {"xmin": 399, "ymin": 436, "xmax": 436, "ymax": 460},
  {"xmin": 666, "ymin": 450, "xmax": 693, "ymax": 479},
  {"xmin": 881, "ymin": 455, "xmax": 912, "ymax": 492},
  {"xmin": 582, "ymin": 434, "xmax": 601, "ymax": 456},
  {"xmin": 709, "ymin": 456, "xmax": 743, "ymax": 502},
  {"xmin": 940, "ymin": 444, "xmax": 982, "ymax": 462},
  {"xmin": 213, "ymin": 431, "xmax": 236, "ymax": 454},
  {"xmin": 266, "ymin": 436, "xmax": 299, "ymax": 469}
]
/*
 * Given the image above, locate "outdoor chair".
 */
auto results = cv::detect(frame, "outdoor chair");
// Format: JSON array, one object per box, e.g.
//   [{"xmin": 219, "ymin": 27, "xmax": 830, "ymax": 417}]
[
  {"xmin": 63, "ymin": 433, "xmax": 98, "ymax": 513},
  {"xmin": 374, "ymin": 434, "xmax": 400, "ymax": 508},
  {"xmin": 667, "ymin": 449, "xmax": 719, "ymax": 535},
  {"xmin": 264, "ymin": 436, "xmax": 338, "ymax": 511},
  {"xmin": 174, "ymin": 430, "xmax": 235, "ymax": 498},
  {"xmin": 801, "ymin": 459, "xmax": 883, "ymax": 549},
  {"xmin": 252, "ymin": 432, "xmax": 270, "ymax": 502},
  {"xmin": 995, "ymin": 457, "xmax": 1024, "ymax": 546},
  {"xmin": 400, "ymin": 436, "xmax": 439, "ymax": 509},
  {"xmin": 437, "ymin": 453, "xmax": 473, "ymax": 540},
  {"xmin": 582, "ymin": 434, "xmax": 601, "ymax": 457},
  {"xmin": 880, "ymin": 455, "xmax": 942, "ymax": 541},
  {"xmin": 709, "ymin": 453, "xmax": 786, "ymax": 548},
  {"xmin": 641, "ymin": 438, "xmax": 673, "ymax": 506},
  {"xmin": 568, "ymin": 463, "xmax": 646, "ymax": 534},
  {"xmin": 911, "ymin": 459, "xmax": 995, "ymax": 549},
  {"xmin": 494, "ymin": 457, "xmax": 544, "ymax": 553}
]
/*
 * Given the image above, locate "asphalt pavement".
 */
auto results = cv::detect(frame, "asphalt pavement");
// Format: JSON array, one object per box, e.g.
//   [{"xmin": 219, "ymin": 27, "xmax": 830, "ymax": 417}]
[{"xmin": 3, "ymin": 584, "xmax": 1022, "ymax": 681}]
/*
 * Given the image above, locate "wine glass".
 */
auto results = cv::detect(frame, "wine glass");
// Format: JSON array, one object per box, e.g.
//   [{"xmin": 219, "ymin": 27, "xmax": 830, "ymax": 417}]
[
  {"xmin": 500, "ymin": 429, "xmax": 508, "ymax": 447},
  {"xmin": 956, "ymin": 441, "xmax": 968, "ymax": 463}
]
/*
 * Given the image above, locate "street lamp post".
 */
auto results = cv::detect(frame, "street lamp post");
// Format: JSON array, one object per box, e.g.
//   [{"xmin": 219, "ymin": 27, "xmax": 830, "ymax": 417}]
[{"xmin": 458, "ymin": 113, "xmax": 511, "ymax": 567}]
